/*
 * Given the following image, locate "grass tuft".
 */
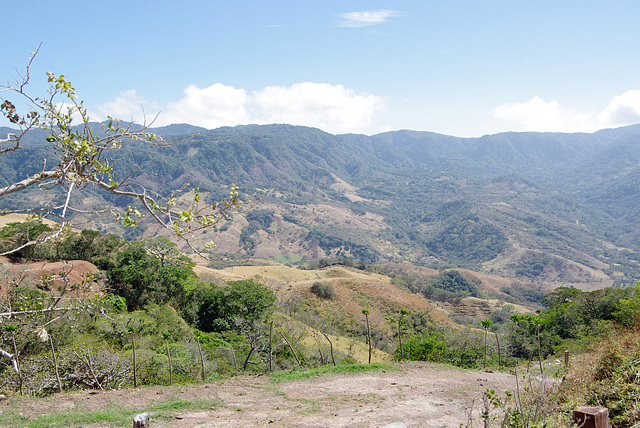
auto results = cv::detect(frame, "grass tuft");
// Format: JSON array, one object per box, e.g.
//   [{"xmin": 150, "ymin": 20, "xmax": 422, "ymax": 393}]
[{"xmin": 270, "ymin": 362, "xmax": 399, "ymax": 383}]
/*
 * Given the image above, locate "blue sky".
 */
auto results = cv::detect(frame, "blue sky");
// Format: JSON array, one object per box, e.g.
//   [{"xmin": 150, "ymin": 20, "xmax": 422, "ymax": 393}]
[{"xmin": 2, "ymin": 1, "xmax": 640, "ymax": 137}]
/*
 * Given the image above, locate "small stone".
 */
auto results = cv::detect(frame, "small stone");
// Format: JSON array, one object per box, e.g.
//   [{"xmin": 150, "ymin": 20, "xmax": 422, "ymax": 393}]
[{"xmin": 383, "ymin": 423, "xmax": 408, "ymax": 428}]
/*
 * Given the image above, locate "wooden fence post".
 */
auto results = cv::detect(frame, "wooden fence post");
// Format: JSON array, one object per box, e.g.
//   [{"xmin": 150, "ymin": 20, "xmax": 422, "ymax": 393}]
[
  {"xmin": 572, "ymin": 407, "xmax": 608, "ymax": 428},
  {"xmin": 565, "ymin": 350, "xmax": 570, "ymax": 369},
  {"xmin": 279, "ymin": 331, "xmax": 303, "ymax": 369},
  {"xmin": 133, "ymin": 412, "xmax": 150, "ymax": 427}
]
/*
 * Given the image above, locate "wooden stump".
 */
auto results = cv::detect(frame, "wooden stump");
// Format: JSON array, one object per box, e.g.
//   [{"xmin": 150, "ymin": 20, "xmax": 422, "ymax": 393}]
[
  {"xmin": 133, "ymin": 412, "xmax": 150, "ymax": 427},
  {"xmin": 572, "ymin": 407, "xmax": 608, "ymax": 428}
]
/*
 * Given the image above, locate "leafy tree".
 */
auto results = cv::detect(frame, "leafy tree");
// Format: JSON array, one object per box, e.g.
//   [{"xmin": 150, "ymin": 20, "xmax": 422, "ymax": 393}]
[
  {"xmin": 613, "ymin": 282, "xmax": 640, "ymax": 327},
  {"xmin": 542, "ymin": 286, "xmax": 582, "ymax": 311},
  {"xmin": 245, "ymin": 209, "xmax": 274, "ymax": 229},
  {"xmin": 0, "ymin": 220, "xmax": 52, "ymax": 259},
  {"xmin": 226, "ymin": 279, "xmax": 276, "ymax": 325},
  {"xmin": 226, "ymin": 279, "xmax": 275, "ymax": 370},
  {"xmin": 109, "ymin": 238, "xmax": 197, "ymax": 310},
  {"xmin": 53, "ymin": 229, "xmax": 124, "ymax": 270},
  {"xmin": 430, "ymin": 270, "xmax": 478, "ymax": 297},
  {"xmin": 192, "ymin": 279, "xmax": 275, "ymax": 371},
  {"xmin": 194, "ymin": 280, "xmax": 277, "ymax": 333},
  {"xmin": 191, "ymin": 284, "xmax": 234, "ymax": 332}
]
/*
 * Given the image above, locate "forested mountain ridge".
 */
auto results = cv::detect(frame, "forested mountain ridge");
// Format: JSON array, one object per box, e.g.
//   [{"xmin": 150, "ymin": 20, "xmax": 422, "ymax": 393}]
[{"xmin": 1, "ymin": 123, "xmax": 639, "ymax": 288}]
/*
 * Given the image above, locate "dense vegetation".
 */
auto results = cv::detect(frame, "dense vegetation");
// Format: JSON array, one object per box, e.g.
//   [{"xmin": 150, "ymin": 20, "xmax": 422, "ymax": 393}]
[
  {"xmin": 3, "ymin": 219, "xmax": 640, "ymax": 425},
  {"xmin": 0, "ymin": 225, "xmax": 283, "ymax": 395}
]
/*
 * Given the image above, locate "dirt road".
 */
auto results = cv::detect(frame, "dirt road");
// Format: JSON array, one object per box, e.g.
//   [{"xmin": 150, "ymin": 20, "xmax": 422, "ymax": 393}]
[{"xmin": 2, "ymin": 362, "xmax": 517, "ymax": 427}]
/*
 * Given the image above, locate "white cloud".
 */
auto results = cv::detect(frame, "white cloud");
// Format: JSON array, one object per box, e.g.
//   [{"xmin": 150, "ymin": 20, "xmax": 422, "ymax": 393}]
[
  {"xmin": 492, "ymin": 96, "xmax": 598, "ymax": 133},
  {"xmin": 252, "ymin": 82, "xmax": 385, "ymax": 133},
  {"xmin": 96, "ymin": 89, "xmax": 160, "ymax": 124},
  {"xmin": 161, "ymin": 83, "xmax": 251, "ymax": 128},
  {"xmin": 97, "ymin": 82, "xmax": 386, "ymax": 134},
  {"xmin": 337, "ymin": 10, "xmax": 401, "ymax": 28},
  {"xmin": 597, "ymin": 90, "xmax": 640, "ymax": 128},
  {"xmin": 492, "ymin": 92, "xmax": 640, "ymax": 133}
]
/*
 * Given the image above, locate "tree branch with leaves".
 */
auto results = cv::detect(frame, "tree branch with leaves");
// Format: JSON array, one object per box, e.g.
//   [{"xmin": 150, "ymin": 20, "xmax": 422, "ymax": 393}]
[{"xmin": 1, "ymin": 46, "xmax": 250, "ymax": 257}]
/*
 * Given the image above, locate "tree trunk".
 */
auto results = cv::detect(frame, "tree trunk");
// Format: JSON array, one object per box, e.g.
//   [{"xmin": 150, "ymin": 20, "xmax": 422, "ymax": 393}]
[
  {"xmin": 243, "ymin": 345, "xmax": 255, "ymax": 371},
  {"xmin": 321, "ymin": 331, "xmax": 336, "ymax": 366}
]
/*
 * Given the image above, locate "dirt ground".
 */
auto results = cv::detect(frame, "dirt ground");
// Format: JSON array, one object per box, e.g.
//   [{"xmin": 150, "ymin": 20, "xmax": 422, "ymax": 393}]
[{"xmin": 0, "ymin": 362, "xmax": 518, "ymax": 427}]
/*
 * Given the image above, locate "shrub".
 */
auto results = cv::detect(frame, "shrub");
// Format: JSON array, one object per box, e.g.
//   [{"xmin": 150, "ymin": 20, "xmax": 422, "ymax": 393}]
[{"xmin": 311, "ymin": 282, "xmax": 335, "ymax": 299}]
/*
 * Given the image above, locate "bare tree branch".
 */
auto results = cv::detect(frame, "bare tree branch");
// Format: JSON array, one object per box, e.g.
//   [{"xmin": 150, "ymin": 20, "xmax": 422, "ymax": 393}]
[
  {"xmin": 0, "ymin": 348, "xmax": 19, "ymax": 374},
  {"xmin": 0, "ymin": 171, "xmax": 59, "ymax": 198}
]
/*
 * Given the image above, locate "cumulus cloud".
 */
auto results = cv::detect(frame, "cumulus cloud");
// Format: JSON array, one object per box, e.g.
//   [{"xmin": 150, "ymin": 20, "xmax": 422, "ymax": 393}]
[
  {"xmin": 96, "ymin": 89, "xmax": 160, "ymax": 124},
  {"xmin": 597, "ymin": 90, "xmax": 640, "ymax": 128},
  {"xmin": 493, "ymin": 92, "xmax": 640, "ymax": 133},
  {"xmin": 492, "ymin": 96, "xmax": 596, "ymax": 133},
  {"xmin": 252, "ymin": 82, "xmax": 385, "ymax": 133},
  {"xmin": 97, "ymin": 83, "xmax": 386, "ymax": 134},
  {"xmin": 162, "ymin": 83, "xmax": 251, "ymax": 129},
  {"xmin": 337, "ymin": 10, "xmax": 401, "ymax": 27}
]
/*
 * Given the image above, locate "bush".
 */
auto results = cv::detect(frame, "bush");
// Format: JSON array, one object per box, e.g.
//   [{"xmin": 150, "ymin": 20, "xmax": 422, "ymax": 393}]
[
  {"xmin": 429, "ymin": 270, "xmax": 478, "ymax": 296},
  {"xmin": 311, "ymin": 282, "xmax": 335, "ymax": 299}
]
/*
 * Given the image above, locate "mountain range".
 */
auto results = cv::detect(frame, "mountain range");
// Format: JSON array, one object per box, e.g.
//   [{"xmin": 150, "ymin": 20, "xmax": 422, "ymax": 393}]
[{"xmin": 1, "ymin": 123, "xmax": 639, "ymax": 289}]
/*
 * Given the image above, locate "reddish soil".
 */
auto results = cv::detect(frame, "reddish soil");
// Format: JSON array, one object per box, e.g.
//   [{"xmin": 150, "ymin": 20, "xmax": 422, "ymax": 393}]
[{"xmin": 0, "ymin": 259, "xmax": 102, "ymax": 297}]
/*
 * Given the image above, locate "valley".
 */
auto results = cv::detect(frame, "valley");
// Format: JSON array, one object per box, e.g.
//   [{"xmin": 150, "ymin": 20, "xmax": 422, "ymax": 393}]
[{"xmin": 4, "ymin": 123, "xmax": 638, "ymax": 288}]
